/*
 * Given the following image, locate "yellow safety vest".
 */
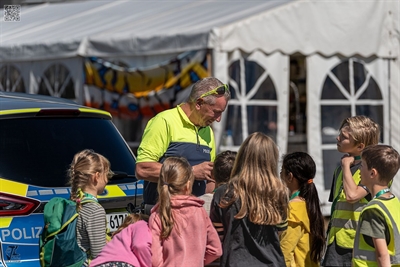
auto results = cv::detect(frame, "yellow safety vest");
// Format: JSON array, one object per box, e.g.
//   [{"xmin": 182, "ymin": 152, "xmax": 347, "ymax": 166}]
[
  {"xmin": 328, "ymin": 167, "xmax": 368, "ymax": 249},
  {"xmin": 352, "ymin": 197, "xmax": 400, "ymax": 267}
]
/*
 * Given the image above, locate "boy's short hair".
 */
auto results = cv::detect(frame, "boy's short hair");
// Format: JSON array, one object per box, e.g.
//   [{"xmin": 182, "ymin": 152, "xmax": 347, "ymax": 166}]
[
  {"xmin": 361, "ymin": 144, "xmax": 400, "ymax": 184},
  {"xmin": 213, "ymin": 150, "xmax": 237, "ymax": 185},
  {"xmin": 340, "ymin": 115, "xmax": 380, "ymax": 147}
]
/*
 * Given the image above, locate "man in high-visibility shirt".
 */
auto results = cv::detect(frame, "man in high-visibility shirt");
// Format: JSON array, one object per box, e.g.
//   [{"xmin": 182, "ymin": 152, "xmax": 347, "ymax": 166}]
[
  {"xmin": 135, "ymin": 77, "xmax": 230, "ymax": 207},
  {"xmin": 322, "ymin": 116, "xmax": 380, "ymax": 267},
  {"xmin": 352, "ymin": 144, "xmax": 400, "ymax": 267}
]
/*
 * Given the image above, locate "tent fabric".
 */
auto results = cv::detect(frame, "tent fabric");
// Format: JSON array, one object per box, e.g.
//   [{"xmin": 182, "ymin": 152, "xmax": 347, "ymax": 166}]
[
  {"xmin": 0, "ymin": 0, "xmax": 291, "ymax": 61},
  {"xmin": 216, "ymin": 0, "xmax": 399, "ymax": 58},
  {"xmin": 1, "ymin": 0, "xmax": 398, "ymax": 62}
]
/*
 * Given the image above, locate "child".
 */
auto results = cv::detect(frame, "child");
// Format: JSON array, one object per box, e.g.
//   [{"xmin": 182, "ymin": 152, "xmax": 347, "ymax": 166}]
[
  {"xmin": 90, "ymin": 213, "xmax": 152, "ymax": 267},
  {"xmin": 68, "ymin": 149, "xmax": 113, "ymax": 266},
  {"xmin": 352, "ymin": 144, "xmax": 400, "ymax": 266},
  {"xmin": 199, "ymin": 150, "xmax": 237, "ymax": 215},
  {"xmin": 280, "ymin": 152, "xmax": 325, "ymax": 267},
  {"xmin": 210, "ymin": 132, "xmax": 289, "ymax": 266},
  {"xmin": 323, "ymin": 115, "xmax": 380, "ymax": 266},
  {"xmin": 149, "ymin": 157, "xmax": 222, "ymax": 267}
]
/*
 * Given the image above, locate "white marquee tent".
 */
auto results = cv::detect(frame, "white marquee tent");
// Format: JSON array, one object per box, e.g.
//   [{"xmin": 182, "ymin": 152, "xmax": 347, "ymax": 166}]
[{"xmin": 1, "ymin": 0, "xmax": 399, "ymax": 214}]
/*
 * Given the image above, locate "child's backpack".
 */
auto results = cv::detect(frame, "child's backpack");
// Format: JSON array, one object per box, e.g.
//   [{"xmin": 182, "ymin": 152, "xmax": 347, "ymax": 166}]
[{"xmin": 39, "ymin": 197, "xmax": 94, "ymax": 267}]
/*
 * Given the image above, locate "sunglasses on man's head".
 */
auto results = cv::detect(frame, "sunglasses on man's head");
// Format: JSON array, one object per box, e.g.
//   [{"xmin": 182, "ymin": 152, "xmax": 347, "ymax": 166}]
[{"xmin": 198, "ymin": 84, "xmax": 229, "ymax": 99}]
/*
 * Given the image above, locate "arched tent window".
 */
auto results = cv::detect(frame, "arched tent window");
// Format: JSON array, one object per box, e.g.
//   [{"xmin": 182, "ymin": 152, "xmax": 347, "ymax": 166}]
[
  {"xmin": 219, "ymin": 50, "xmax": 289, "ymax": 153},
  {"xmin": 0, "ymin": 64, "xmax": 25, "ymax": 92},
  {"xmin": 39, "ymin": 63, "xmax": 75, "ymax": 99},
  {"xmin": 225, "ymin": 59, "xmax": 278, "ymax": 144}
]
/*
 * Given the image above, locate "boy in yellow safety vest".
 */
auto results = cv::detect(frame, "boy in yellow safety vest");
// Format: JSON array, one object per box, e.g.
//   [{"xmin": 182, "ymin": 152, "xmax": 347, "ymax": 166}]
[
  {"xmin": 352, "ymin": 144, "xmax": 400, "ymax": 267},
  {"xmin": 323, "ymin": 115, "xmax": 380, "ymax": 267}
]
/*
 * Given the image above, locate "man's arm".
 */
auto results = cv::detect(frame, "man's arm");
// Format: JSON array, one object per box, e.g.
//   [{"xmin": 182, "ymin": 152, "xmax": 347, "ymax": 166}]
[
  {"xmin": 341, "ymin": 155, "xmax": 368, "ymax": 203},
  {"xmin": 135, "ymin": 115, "xmax": 169, "ymax": 183},
  {"xmin": 373, "ymin": 238, "xmax": 390, "ymax": 267},
  {"xmin": 135, "ymin": 162, "xmax": 162, "ymax": 183}
]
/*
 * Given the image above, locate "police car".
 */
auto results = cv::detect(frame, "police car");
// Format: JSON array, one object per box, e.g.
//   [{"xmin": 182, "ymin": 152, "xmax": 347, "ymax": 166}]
[{"xmin": 0, "ymin": 92, "xmax": 142, "ymax": 267}]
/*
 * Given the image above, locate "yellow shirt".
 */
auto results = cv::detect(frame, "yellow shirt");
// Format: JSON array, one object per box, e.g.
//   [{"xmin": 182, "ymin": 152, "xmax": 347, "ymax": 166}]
[{"xmin": 280, "ymin": 200, "xmax": 319, "ymax": 267}]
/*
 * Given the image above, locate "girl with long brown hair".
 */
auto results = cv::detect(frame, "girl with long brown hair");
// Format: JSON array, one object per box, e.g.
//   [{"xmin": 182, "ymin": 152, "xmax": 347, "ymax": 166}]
[{"xmin": 210, "ymin": 132, "xmax": 289, "ymax": 266}]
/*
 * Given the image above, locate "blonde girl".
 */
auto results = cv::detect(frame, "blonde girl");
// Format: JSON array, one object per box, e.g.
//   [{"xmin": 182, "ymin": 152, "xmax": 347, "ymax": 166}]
[
  {"xmin": 210, "ymin": 132, "xmax": 289, "ymax": 266},
  {"xmin": 149, "ymin": 157, "xmax": 222, "ymax": 267},
  {"xmin": 68, "ymin": 149, "xmax": 112, "ymax": 266}
]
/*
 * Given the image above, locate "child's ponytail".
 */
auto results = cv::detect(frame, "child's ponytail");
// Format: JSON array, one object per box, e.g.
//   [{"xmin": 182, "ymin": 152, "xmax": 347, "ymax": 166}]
[
  {"xmin": 157, "ymin": 157, "xmax": 194, "ymax": 240},
  {"xmin": 299, "ymin": 179, "xmax": 325, "ymax": 262},
  {"xmin": 159, "ymin": 179, "xmax": 174, "ymax": 239}
]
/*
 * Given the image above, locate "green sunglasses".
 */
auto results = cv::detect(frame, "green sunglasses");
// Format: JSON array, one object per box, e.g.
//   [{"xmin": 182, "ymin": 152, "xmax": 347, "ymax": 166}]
[{"xmin": 198, "ymin": 84, "xmax": 229, "ymax": 99}]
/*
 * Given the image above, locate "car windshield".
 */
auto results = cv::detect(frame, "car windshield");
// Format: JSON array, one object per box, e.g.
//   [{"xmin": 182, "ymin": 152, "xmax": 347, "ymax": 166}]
[{"xmin": 0, "ymin": 117, "xmax": 136, "ymax": 187}]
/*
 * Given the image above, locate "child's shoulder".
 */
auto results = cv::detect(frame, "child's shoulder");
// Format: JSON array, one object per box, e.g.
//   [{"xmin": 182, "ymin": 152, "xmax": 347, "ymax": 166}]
[
  {"xmin": 362, "ymin": 197, "xmax": 398, "ymax": 218},
  {"xmin": 80, "ymin": 201, "xmax": 105, "ymax": 215}
]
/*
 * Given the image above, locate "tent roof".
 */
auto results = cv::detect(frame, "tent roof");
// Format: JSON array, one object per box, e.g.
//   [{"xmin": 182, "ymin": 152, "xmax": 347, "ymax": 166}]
[{"xmin": 0, "ymin": 0, "xmax": 398, "ymax": 62}]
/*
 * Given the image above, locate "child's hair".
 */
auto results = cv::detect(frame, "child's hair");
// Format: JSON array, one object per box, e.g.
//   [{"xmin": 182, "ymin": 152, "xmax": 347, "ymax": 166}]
[
  {"xmin": 213, "ymin": 150, "xmax": 237, "ymax": 186},
  {"xmin": 339, "ymin": 115, "xmax": 380, "ymax": 147},
  {"xmin": 67, "ymin": 149, "xmax": 112, "ymax": 207},
  {"xmin": 157, "ymin": 156, "xmax": 194, "ymax": 239},
  {"xmin": 220, "ymin": 132, "xmax": 288, "ymax": 225},
  {"xmin": 112, "ymin": 213, "xmax": 149, "ymax": 238},
  {"xmin": 281, "ymin": 152, "xmax": 325, "ymax": 262},
  {"xmin": 361, "ymin": 144, "xmax": 400, "ymax": 184}
]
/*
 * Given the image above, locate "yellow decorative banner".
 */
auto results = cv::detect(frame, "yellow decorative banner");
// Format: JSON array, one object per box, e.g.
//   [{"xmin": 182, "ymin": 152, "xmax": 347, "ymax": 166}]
[{"xmin": 84, "ymin": 51, "xmax": 209, "ymax": 118}]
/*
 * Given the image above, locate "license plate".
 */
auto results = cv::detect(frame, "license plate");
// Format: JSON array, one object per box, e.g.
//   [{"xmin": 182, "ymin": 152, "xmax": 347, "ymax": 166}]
[{"xmin": 106, "ymin": 212, "xmax": 128, "ymax": 232}]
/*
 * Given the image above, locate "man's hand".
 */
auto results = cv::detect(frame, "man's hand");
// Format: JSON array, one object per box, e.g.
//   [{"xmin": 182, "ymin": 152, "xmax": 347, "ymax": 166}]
[{"xmin": 193, "ymin": 161, "xmax": 214, "ymax": 182}]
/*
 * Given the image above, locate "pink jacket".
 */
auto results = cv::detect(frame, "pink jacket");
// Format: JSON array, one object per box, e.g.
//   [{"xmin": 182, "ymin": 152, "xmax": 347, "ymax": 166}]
[
  {"xmin": 149, "ymin": 195, "xmax": 222, "ymax": 267},
  {"xmin": 90, "ymin": 220, "xmax": 152, "ymax": 267}
]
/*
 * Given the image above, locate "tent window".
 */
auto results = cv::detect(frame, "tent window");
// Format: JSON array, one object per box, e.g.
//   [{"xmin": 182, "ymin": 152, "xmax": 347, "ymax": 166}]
[
  {"xmin": 359, "ymin": 78, "xmax": 382, "ymax": 99},
  {"xmin": 39, "ymin": 63, "xmax": 75, "ymax": 99},
  {"xmin": 252, "ymin": 76, "xmax": 277, "ymax": 100},
  {"xmin": 331, "ymin": 61, "xmax": 351, "ymax": 93},
  {"xmin": 321, "ymin": 76, "xmax": 347, "ymax": 99},
  {"xmin": 320, "ymin": 58, "xmax": 384, "ymax": 145},
  {"xmin": 224, "ymin": 58, "xmax": 278, "ymax": 146},
  {"xmin": 247, "ymin": 105, "xmax": 277, "ymax": 140},
  {"xmin": 228, "ymin": 61, "xmax": 240, "ymax": 100},
  {"xmin": 0, "ymin": 65, "xmax": 25, "ymax": 93},
  {"xmin": 244, "ymin": 61, "xmax": 265, "ymax": 95}
]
